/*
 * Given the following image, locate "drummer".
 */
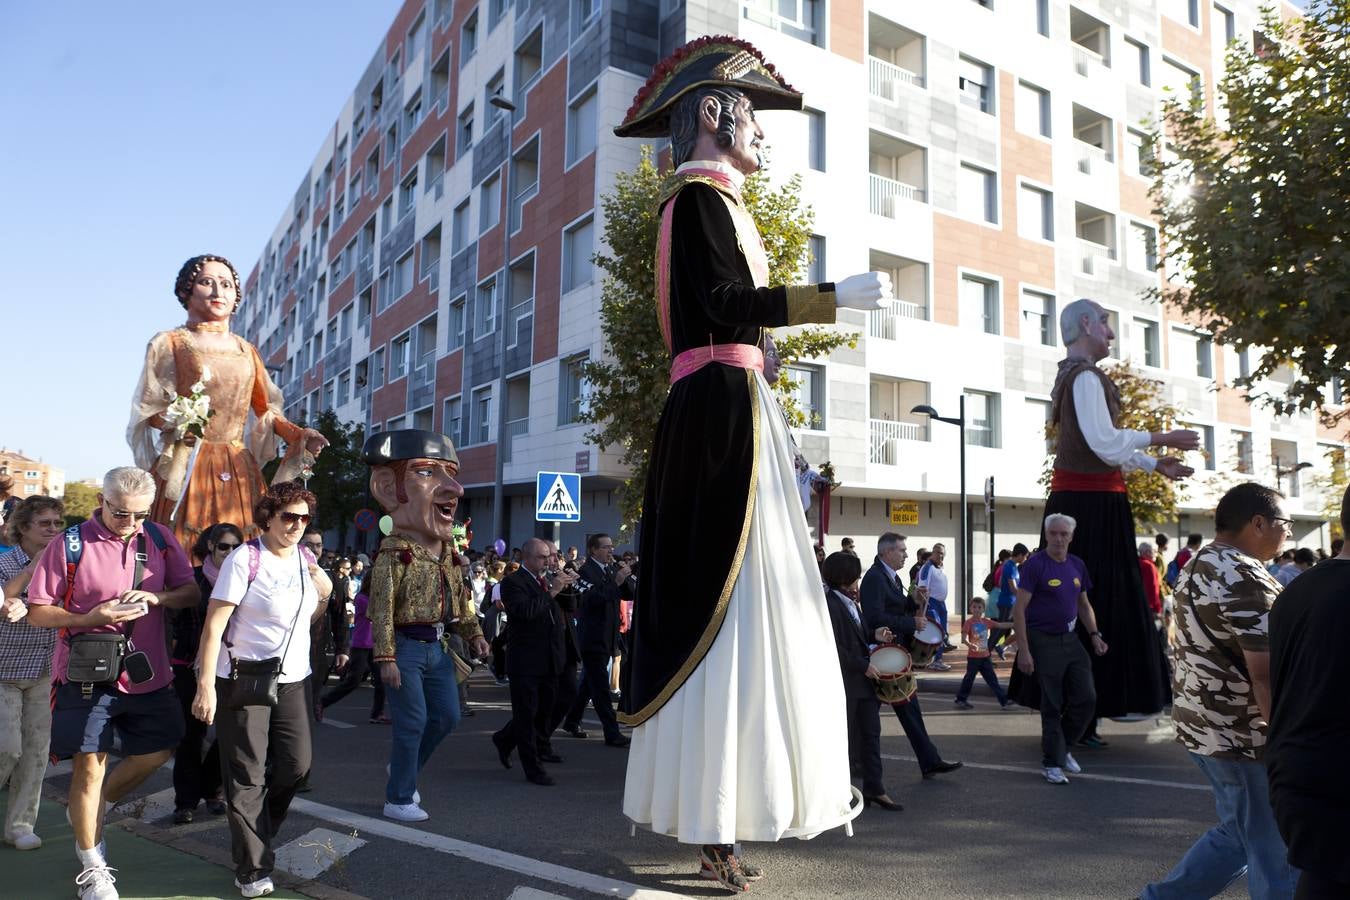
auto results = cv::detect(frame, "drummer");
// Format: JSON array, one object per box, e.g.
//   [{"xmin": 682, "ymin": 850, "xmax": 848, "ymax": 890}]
[
  {"xmin": 823, "ymin": 552, "xmax": 902, "ymax": 811},
  {"xmin": 860, "ymin": 533, "xmax": 964, "ymax": 780}
]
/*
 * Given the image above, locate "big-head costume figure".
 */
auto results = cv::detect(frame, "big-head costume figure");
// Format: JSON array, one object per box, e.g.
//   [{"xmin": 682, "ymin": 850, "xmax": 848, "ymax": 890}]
[
  {"xmin": 614, "ymin": 36, "xmax": 889, "ymax": 890},
  {"xmin": 364, "ymin": 429, "xmax": 486, "ymax": 823},
  {"xmin": 1009, "ymin": 299, "xmax": 1198, "ymax": 721}
]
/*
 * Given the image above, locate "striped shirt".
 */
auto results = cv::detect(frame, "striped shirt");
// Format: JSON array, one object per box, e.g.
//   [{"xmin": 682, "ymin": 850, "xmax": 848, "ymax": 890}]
[{"xmin": 0, "ymin": 546, "xmax": 56, "ymax": 681}]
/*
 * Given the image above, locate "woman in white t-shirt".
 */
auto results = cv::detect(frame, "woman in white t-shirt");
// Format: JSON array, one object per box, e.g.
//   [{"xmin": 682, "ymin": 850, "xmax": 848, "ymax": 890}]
[{"xmin": 191, "ymin": 482, "xmax": 333, "ymax": 899}]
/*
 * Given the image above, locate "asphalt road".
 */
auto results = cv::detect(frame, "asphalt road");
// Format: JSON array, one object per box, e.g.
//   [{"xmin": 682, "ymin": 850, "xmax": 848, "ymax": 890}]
[{"xmin": 33, "ymin": 668, "xmax": 1251, "ymax": 900}]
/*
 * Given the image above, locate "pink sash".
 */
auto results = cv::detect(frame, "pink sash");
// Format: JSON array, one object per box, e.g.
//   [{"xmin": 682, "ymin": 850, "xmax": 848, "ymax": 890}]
[{"xmin": 670, "ymin": 343, "xmax": 764, "ymax": 384}]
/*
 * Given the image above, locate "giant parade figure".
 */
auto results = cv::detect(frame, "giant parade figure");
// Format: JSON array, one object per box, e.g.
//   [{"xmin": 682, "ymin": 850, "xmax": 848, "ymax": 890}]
[
  {"xmin": 612, "ymin": 36, "xmax": 891, "ymax": 891},
  {"xmin": 128, "ymin": 255, "xmax": 328, "ymax": 551},
  {"xmin": 1011, "ymin": 298, "xmax": 1199, "ymax": 724}
]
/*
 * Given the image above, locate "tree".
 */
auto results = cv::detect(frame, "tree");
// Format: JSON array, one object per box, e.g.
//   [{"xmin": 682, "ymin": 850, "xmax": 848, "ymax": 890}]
[
  {"xmin": 61, "ymin": 482, "xmax": 99, "ymax": 527},
  {"xmin": 1308, "ymin": 445, "xmax": 1348, "ymax": 538},
  {"xmin": 1040, "ymin": 361, "xmax": 1190, "ymax": 529},
  {"xmin": 1151, "ymin": 1, "xmax": 1350, "ymax": 422},
  {"xmin": 302, "ymin": 409, "xmax": 368, "ymax": 551},
  {"xmin": 580, "ymin": 147, "xmax": 856, "ymax": 531}
]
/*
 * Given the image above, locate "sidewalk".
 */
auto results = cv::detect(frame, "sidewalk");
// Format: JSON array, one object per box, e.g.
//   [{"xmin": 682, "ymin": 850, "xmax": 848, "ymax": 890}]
[{"xmin": 911, "ymin": 624, "xmax": 1020, "ymax": 699}]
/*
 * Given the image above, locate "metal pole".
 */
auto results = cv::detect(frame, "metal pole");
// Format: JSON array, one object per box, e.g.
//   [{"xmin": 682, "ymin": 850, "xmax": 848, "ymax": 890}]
[
  {"xmin": 958, "ymin": 393, "xmax": 968, "ymax": 629},
  {"xmin": 988, "ymin": 475, "xmax": 995, "ymax": 583},
  {"xmin": 489, "ymin": 101, "xmax": 517, "ymax": 547}
]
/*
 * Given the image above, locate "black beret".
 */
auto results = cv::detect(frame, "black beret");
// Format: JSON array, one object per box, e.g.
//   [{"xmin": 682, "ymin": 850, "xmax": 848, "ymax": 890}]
[{"xmin": 362, "ymin": 429, "xmax": 459, "ymax": 467}]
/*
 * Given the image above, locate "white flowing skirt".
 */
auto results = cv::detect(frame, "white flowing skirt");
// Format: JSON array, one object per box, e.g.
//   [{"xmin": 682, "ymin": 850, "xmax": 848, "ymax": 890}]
[{"xmin": 622, "ymin": 370, "xmax": 860, "ymax": 844}]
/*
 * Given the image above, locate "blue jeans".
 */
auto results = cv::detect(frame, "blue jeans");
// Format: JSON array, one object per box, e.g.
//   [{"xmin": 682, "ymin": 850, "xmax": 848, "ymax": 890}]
[
  {"xmin": 1141, "ymin": 752, "xmax": 1298, "ymax": 900},
  {"xmin": 956, "ymin": 656, "xmax": 1007, "ymax": 704},
  {"xmin": 927, "ymin": 597, "xmax": 949, "ymax": 661},
  {"xmin": 383, "ymin": 635, "xmax": 460, "ymax": 804}
]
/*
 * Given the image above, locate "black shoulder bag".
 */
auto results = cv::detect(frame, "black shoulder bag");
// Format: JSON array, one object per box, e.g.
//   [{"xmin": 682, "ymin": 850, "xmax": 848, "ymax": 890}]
[
  {"xmin": 66, "ymin": 530, "xmax": 160, "ymax": 693},
  {"xmin": 225, "ymin": 548, "xmax": 306, "ymax": 709}
]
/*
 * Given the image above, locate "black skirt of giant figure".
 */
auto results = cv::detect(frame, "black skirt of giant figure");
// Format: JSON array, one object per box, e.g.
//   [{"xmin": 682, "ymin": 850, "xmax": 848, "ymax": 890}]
[
  {"xmin": 1010, "ymin": 490, "xmax": 1171, "ymax": 717},
  {"xmin": 624, "ymin": 181, "xmax": 807, "ymax": 723}
]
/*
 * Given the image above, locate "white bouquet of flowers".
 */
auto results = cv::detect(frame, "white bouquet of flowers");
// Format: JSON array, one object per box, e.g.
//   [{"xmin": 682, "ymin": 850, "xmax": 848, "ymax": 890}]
[{"xmin": 157, "ymin": 367, "xmax": 215, "ymax": 507}]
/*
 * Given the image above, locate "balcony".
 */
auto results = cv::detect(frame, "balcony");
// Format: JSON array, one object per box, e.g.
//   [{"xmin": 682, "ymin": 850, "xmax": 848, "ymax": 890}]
[
  {"xmin": 1072, "ymin": 44, "xmax": 1107, "ymax": 77},
  {"xmin": 868, "ymin": 300, "xmax": 928, "ymax": 340},
  {"xmin": 501, "ymin": 417, "xmax": 529, "ymax": 463},
  {"xmin": 1076, "ymin": 142, "xmax": 1112, "ymax": 175},
  {"xmin": 1072, "ymin": 104, "xmax": 1115, "ymax": 175},
  {"xmin": 1075, "ymin": 202, "xmax": 1117, "ymax": 276},
  {"xmin": 869, "ymin": 419, "xmax": 929, "ymax": 465},
  {"xmin": 408, "ymin": 360, "xmax": 435, "ymax": 410},
  {"xmin": 868, "ymin": 57, "xmax": 924, "ymax": 101},
  {"xmin": 1069, "ymin": 7, "xmax": 1111, "ymax": 74},
  {"xmin": 1078, "ymin": 239, "xmax": 1116, "ymax": 276},
  {"xmin": 869, "ymin": 131, "xmax": 926, "ymax": 216},
  {"xmin": 867, "ymin": 252, "xmax": 929, "ymax": 339},
  {"xmin": 868, "ymin": 15, "xmax": 925, "ymax": 101},
  {"xmin": 869, "ymin": 174, "xmax": 926, "ymax": 216}
]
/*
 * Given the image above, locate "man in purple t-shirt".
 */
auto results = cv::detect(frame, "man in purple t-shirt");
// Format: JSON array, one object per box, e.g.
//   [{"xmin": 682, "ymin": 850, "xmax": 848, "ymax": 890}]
[
  {"xmin": 1013, "ymin": 513, "xmax": 1109, "ymax": 785},
  {"xmin": 27, "ymin": 467, "xmax": 197, "ymax": 900}
]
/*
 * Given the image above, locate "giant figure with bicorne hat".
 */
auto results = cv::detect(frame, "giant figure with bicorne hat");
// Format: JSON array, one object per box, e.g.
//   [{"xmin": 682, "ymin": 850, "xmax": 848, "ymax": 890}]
[{"xmin": 613, "ymin": 36, "xmax": 892, "ymax": 890}]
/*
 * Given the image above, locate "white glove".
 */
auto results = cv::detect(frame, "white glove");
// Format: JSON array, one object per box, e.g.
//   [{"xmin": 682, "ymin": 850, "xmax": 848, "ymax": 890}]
[{"xmin": 834, "ymin": 272, "xmax": 892, "ymax": 311}]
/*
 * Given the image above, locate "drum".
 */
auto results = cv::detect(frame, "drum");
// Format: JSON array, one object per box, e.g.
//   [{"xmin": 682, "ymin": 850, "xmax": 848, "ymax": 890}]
[
  {"xmin": 889, "ymin": 671, "xmax": 918, "ymax": 706},
  {"xmin": 870, "ymin": 644, "xmax": 913, "ymax": 704},
  {"xmin": 908, "ymin": 617, "xmax": 944, "ymax": 668}
]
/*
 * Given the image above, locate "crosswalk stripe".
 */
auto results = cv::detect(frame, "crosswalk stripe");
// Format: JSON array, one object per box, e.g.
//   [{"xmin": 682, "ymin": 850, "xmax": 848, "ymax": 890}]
[
  {"xmin": 880, "ymin": 753, "xmax": 1209, "ymax": 791},
  {"xmin": 273, "ymin": 826, "xmax": 368, "ymax": 880}
]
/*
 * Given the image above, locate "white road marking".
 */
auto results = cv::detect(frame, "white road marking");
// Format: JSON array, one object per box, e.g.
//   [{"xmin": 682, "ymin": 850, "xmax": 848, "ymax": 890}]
[
  {"xmin": 880, "ymin": 753, "xmax": 1209, "ymax": 791},
  {"xmin": 508, "ymin": 888, "xmax": 575, "ymax": 900},
  {"xmin": 274, "ymin": 826, "xmax": 367, "ymax": 880},
  {"xmin": 289, "ymin": 798, "xmax": 689, "ymax": 899},
  {"xmin": 320, "ymin": 716, "xmax": 355, "ymax": 729},
  {"xmin": 113, "ymin": 787, "xmax": 177, "ymax": 821}
]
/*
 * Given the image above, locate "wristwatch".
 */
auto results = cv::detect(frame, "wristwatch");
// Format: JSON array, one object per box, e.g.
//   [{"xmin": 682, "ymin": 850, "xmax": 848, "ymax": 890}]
[{"xmin": 1089, "ymin": 630, "xmax": 1103, "ymax": 639}]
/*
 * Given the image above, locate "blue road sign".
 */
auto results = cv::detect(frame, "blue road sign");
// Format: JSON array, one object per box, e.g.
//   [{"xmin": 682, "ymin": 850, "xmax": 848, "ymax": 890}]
[{"xmin": 536, "ymin": 472, "xmax": 582, "ymax": 522}]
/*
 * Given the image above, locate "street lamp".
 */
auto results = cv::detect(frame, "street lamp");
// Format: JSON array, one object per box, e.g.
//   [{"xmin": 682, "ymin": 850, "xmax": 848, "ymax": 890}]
[
  {"xmin": 911, "ymin": 396, "xmax": 969, "ymax": 626},
  {"xmin": 489, "ymin": 94, "xmax": 518, "ymax": 546},
  {"xmin": 1273, "ymin": 457, "xmax": 1312, "ymax": 498}
]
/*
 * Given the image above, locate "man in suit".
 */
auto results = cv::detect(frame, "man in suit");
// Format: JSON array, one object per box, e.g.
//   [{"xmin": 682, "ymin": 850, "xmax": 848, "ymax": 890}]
[
  {"xmin": 860, "ymin": 532, "xmax": 963, "ymax": 779},
  {"xmin": 560, "ymin": 533, "xmax": 633, "ymax": 747},
  {"xmin": 542, "ymin": 542, "xmax": 583, "ymax": 752},
  {"xmin": 491, "ymin": 538, "xmax": 571, "ymax": 786}
]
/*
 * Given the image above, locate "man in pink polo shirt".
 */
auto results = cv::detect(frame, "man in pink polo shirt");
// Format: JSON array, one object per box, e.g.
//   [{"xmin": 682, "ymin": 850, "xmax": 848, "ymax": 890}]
[{"xmin": 27, "ymin": 466, "xmax": 197, "ymax": 900}]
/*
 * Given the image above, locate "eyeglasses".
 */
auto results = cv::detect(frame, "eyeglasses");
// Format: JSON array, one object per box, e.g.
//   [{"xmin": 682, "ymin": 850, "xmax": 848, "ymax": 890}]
[
  {"xmin": 215, "ymin": 542, "xmax": 240, "ymax": 552},
  {"xmin": 280, "ymin": 512, "xmax": 314, "ymax": 526},
  {"xmin": 597, "ymin": 543, "xmax": 614, "ymax": 550},
  {"xmin": 107, "ymin": 507, "xmax": 151, "ymax": 521},
  {"xmin": 1269, "ymin": 515, "xmax": 1294, "ymax": 531}
]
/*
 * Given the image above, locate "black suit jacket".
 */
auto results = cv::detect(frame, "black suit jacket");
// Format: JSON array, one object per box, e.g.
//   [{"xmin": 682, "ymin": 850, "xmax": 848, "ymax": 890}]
[
  {"xmin": 860, "ymin": 557, "xmax": 918, "ymax": 643},
  {"xmin": 826, "ymin": 590, "xmax": 876, "ymax": 700},
  {"xmin": 500, "ymin": 568, "xmax": 566, "ymax": 678},
  {"xmin": 551, "ymin": 577, "xmax": 582, "ymax": 667},
  {"xmin": 574, "ymin": 558, "xmax": 622, "ymax": 657}
]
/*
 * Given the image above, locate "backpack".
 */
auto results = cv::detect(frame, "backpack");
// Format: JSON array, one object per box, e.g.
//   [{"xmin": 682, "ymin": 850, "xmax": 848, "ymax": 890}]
[
  {"xmin": 63, "ymin": 521, "xmax": 169, "ymax": 603},
  {"xmin": 240, "ymin": 538, "xmax": 318, "ymax": 589},
  {"xmin": 1164, "ymin": 559, "xmax": 1180, "ymax": 587}
]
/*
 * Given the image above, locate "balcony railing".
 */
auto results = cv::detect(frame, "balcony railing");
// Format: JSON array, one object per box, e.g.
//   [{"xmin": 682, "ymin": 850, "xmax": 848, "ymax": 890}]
[
  {"xmin": 868, "ymin": 299, "xmax": 929, "ymax": 340},
  {"xmin": 1072, "ymin": 44, "xmax": 1106, "ymax": 76},
  {"xmin": 1078, "ymin": 239, "xmax": 1116, "ymax": 276},
  {"xmin": 869, "ymin": 173, "xmax": 926, "ymax": 217},
  {"xmin": 868, "ymin": 56, "xmax": 924, "ymax": 101},
  {"xmin": 869, "ymin": 418, "xmax": 928, "ymax": 464},
  {"xmin": 1075, "ymin": 141, "xmax": 1113, "ymax": 175},
  {"xmin": 501, "ymin": 417, "xmax": 529, "ymax": 462}
]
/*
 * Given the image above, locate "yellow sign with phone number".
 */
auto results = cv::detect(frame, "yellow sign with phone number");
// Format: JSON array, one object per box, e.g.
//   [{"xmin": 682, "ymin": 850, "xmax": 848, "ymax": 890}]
[{"xmin": 890, "ymin": 501, "xmax": 919, "ymax": 526}]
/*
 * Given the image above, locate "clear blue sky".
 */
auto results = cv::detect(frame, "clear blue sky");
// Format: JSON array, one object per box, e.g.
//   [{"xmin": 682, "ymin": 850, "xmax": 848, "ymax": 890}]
[{"xmin": 1, "ymin": 1, "xmax": 402, "ymax": 482}]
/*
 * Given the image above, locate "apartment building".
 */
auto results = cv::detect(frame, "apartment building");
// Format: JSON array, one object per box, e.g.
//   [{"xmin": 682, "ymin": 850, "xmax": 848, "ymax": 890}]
[
  {"xmin": 241, "ymin": 0, "xmax": 1343, "ymax": 568},
  {"xmin": 0, "ymin": 448, "xmax": 65, "ymax": 500}
]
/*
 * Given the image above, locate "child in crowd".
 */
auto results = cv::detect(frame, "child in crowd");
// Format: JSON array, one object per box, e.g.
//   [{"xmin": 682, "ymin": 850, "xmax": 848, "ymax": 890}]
[{"xmin": 955, "ymin": 597, "xmax": 1016, "ymax": 710}]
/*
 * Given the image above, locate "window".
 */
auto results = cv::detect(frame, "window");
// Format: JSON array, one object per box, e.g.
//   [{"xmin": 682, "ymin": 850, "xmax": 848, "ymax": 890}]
[
  {"xmin": 742, "ymin": 0, "xmax": 822, "ymax": 46},
  {"xmin": 510, "ymin": 138, "xmax": 540, "ymax": 231},
  {"xmin": 448, "ymin": 295, "xmax": 466, "ymax": 351},
  {"xmin": 514, "ymin": 28, "xmax": 544, "ymax": 106},
  {"xmin": 451, "ymin": 199, "xmax": 471, "ymax": 252},
  {"xmin": 1233, "ymin": 430, "xmax": 1254, "ymax": 474},
  {"xmin": 390, "ymin": 333, "xmax": 411, "ymax": 381},
  {"xmin": 559, "ymin": 354, "xmax": 590, "ymax": 424},
  {"xmin": 1132, "ymin": 318, "xmax": 1161, "ymax": 367},
  {"xmin": 1125, "ymin": 37, "xmax": 1151, "ymax": 85},
  {"xmin": 457, "ymin": 103, "xmax": 474, "ymax": 154},
  {"xmin": 489, "ymin": 0, "xmax": 508, "ymax": 29},
  {"xmin": 566, "ymin": 88, "xmax": 597, "ymax": 165},
  {"xmin": 964, "ymin": 390, "xmax": 1000, "ymax": 448},
  {"xmin": 787, "ymin": 364, "xmax": 826, "ymax": 428},
  {"xmin": 381, "ymin": 197, "xmax": 394, "ymax": 235},
  {"xmin": 957, "ymin": 56, "xmax": 994, "ymax": 114},
  {"xmin": 805, "ymin": 108, "xmax": 826, "ymax": 171},
  {"xmin": 479, "ymin": 173, "xmax": 500, "ymax": 233},
  {"xmin": 404, "ymin": 90, "xmax": 424, "ymax": 135},
  {"xmin": 807, "ymin": 235, "xmax": 826, "ymax": 283},
  {"xmin": 1018, "ymin": 184, "xmax": 1054, "ymax": 241},
  {"xmin": 1021, "ymin": 289, "xmax": 1055, "ymax": 346},
  {"xmin": 430, "ymin": 50, "xmax": 451, "ymax": 113},
  {"xmin": 399, "ymin": 170, "xmax": 418, "ymax": 218},
  {"xmin": 1196, "ymin": 423, "xmax": 1216, "ymax": 470},
  {"xmin": 393, "ymin": 250, "xmax": 415, "ymax": 299},
  {"xmin": 384, "ymin": 123, "xmax": 398, "ymax": 162},
  {"xmin": 572, "ymin": 0, "xmax": 601, "ymax": 38},
  {"xmin": 1163, "ymin": 0, "xmax": 1200, "ymax": 27},
  {"xmin": 1126, "ymin": 128, "xmax": 1155, "ymax": 177},
  {"xmin": 562, "ymin": 217, "xmax": 594, "ymax": 292},
  {"xmin": 958, "ymin": 163, "xmax": 997, "ymax": 223},
  {"xmin": 365, "ymin": 150, "xmax": 379, "ymax": 194},
  {"xmin": 471, "ymin": 386, "xmax": 493, "ymax": 444},
  {"xmin": 1035, "ymin": 0, "xmax": 1049, "ymax": 36},
  {"xmin": 960, "ymin": 274, "xmax": 1000, "ymax": 335},
  {"xmin": 1161, "ymin": 57, "xmax": 1203, "ymax": 105},
  {"xmin": 444, "ymin": 395, "xmax": 464, "ymax": 445},
  {"xmin": 461, "ymin": 9, "xmax": 478, "ymax": 64},
  {"xmin": 1173, "ymin": 327, "xmax": 1213, "ymax": 378},
  {"xmin": 1127, "ymin": 222, "xmax": 1158, "ymax": 271},
  {"xmin": 420, "ymin": 226, "xmax": 441, "ymax": 286},
  {"xmin": 1015, "ymin": 81, "xmax": 1051, "ymax": 137},
  {"xmin": 474, "ymin": 278, "xmax": 497, "ymax": 339},
  {"xmin": 1196, "ymin": 334, "xmax": 1214, "ymax": 378},
  {"xmin": 484, "ymin": 70, "xmax": 505, "ymax": 127}
]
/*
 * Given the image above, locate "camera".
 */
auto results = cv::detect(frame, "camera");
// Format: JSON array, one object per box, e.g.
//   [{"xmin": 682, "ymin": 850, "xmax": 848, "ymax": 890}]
[{"xmin": 123, "ymin": 649, "xmax": 155, "ymax": 685}]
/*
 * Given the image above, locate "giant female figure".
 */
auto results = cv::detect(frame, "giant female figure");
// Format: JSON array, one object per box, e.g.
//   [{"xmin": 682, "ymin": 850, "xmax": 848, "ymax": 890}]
[{"xmin": 129, "ymin": 255, "xmax": 326, "ymax": 550}]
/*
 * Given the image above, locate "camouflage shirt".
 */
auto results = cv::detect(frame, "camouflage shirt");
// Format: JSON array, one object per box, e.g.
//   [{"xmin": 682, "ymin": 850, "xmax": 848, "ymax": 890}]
[{"xmin": 1171, "ymin": 542, "xmax": 1279, "ymax": 760}]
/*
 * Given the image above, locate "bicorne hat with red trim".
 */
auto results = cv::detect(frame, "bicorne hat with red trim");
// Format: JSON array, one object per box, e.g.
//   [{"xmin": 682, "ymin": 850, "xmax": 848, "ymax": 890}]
[{"xmin": 614, "ymin": 35, "xmax": 802, "ymax": 139}]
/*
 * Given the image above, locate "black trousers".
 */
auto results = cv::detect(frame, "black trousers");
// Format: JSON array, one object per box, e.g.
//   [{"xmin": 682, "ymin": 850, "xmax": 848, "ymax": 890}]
[
  {"xmin": 1026, "ymin": 629, "xmax": 1096, "ymax": 767},
  {"xmin": 494, "ymin": 674, "xmax": 556, "ymax": 779},
  {"xmin": 889, "ymin": 695, "xmax": 941, "ymax": 772},
  {"xmin": 319, "ymin": 647, "xmax": 386, "ymax": 719},
  {"xmin": 563, "ymin": 653, "xmax": 622, "ymax": 742},
  {"xmin": 171, "ymin": 666, "xmax": 221, "ymax": 811},
  {"xmin": 544, "ymin": 662, "xmax": 579, "ymax": 751},
  {"xmin": 1296, "ymin": 869, "xmax": 1350, "ymax": 900},
  {"xmin": 215, "ymin": 678, "xmax": 312, "ymax": 882},
  {"xmin": 846, "ymin": 693, "xmax": 885, "ymax": 797}
]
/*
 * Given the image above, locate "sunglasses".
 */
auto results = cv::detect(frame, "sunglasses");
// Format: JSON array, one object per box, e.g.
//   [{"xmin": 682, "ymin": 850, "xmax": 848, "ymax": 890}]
[
  {"xmin": 215, "ymin": 542, "xmax": 240, "ymax": 552},
  {"xmin": 280, "ymin": 512, "xmax": 314, "ymax": 525},
  {"xmin": 107, "ymin": 507, "xmax": 151, "ymax": 521}
]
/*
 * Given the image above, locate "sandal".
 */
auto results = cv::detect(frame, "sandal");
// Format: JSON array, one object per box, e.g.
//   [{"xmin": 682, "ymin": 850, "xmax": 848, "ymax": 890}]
[{"xmin": 698, "ymin": 844, "xmax": 749, "ymax": 893}]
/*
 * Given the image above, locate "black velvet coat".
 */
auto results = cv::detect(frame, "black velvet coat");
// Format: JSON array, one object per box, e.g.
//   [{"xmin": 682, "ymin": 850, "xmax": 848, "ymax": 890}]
[{"xmin": 621, "ymin": 171, "xmax": 836, "ymax": 726}]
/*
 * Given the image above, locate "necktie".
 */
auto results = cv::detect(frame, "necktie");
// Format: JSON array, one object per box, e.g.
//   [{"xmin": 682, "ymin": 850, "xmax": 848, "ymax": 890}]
[{"xmin": 538, "ymin": 575, "xmax": 548, "ymax": 591}]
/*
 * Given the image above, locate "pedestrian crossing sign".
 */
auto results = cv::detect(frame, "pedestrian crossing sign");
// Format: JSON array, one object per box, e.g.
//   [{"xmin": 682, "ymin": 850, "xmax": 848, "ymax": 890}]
[{"xmin": 536, "ymin": 471, "xmax": 582, "ymax": 522}]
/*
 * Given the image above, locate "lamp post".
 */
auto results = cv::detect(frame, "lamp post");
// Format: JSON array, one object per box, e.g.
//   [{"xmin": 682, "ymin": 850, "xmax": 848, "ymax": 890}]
[
  {"xmin": 1273, "ymin": 457, "xmax": 1312, "ymax": 498},
  {"xmin": 489, "ymin": 94, "xmax": 518, "ymax": 546},
  {"xmin": 912, "ymin": 396, "xmax": 968, "ymax": 626}
]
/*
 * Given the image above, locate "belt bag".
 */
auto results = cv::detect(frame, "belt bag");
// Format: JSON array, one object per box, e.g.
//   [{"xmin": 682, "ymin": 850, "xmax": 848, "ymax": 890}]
[
  {"xmin": 226, "ymin": 655, "xmax": 283, "ymax": 709},
  {"xmin": 66, "ymin": 633, "xmax": 127, "ymax": 684}
]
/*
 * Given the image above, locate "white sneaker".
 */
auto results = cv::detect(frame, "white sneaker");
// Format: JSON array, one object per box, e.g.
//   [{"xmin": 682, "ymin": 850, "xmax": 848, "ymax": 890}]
[
  {"xmin": 1043, "ymin": 766, "xmax": 1069, "ymax": 785},
  {"xmin": 383, "ymin": 802, "xmax": 429, "ymax": 822},
  {"xmin": 234, "ymin": 876, "xmax": 275, "ymax": 898},
  {"xmin": 75, "ymin": 865, "xmax": 119, "ymax": 900},
  {"xmin": 1064, "ymin": 753, "xmax": 1082, "ymax": 774},
  {"xmin": 6, "ymin": 830, "xmax": 41, "ymax": 850}
]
